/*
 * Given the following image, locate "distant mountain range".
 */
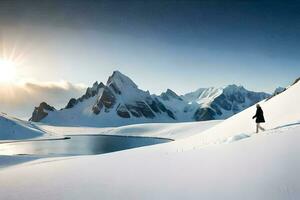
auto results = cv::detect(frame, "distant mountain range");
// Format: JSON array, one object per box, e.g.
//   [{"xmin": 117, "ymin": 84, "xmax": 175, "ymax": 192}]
[{"xmin": 29, "ymin": 71, "xmax": 270, "ymax": 127}]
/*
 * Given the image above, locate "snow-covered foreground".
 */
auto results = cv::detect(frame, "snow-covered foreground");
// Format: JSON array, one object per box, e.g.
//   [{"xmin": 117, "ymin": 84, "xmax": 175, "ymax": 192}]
[
  {"xmin": 0, "ymin": 79, "xmax": 299, "ymax": 200},
  {"xmin": 0, "ymin": 124, "xmax": 300, "ymax": 200}
]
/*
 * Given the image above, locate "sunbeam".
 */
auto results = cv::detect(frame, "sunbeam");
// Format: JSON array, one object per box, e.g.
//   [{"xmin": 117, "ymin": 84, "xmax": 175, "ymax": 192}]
[
  {"xmin": 0, "ymin": 59, "xmax": 16, "ymax": 82},
  {"xmin": 0, "ymin": 36, "xmax": 26, "ymax": 83}
]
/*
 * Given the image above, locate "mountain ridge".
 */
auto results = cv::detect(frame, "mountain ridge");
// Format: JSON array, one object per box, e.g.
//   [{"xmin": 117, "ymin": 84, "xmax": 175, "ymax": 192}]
[{"xmin": 29, "ymin": 71, "xmax": 271, "ymax": 127}]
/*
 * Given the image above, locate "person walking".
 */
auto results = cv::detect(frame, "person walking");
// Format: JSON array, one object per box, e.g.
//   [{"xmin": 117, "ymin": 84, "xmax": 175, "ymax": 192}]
[{"xmin": 252, "ymin": 104, "xmax": 265, "ymax": 133}]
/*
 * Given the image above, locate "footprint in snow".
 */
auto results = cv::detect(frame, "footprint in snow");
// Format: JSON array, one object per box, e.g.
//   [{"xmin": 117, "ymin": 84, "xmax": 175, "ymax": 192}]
[{"xmin": 224, "ymin": 133, "xmax": 251, "ymax": 143}]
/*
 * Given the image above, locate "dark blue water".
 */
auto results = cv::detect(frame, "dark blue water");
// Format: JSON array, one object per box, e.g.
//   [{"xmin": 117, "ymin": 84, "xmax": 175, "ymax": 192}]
[{"xmin": 0, "ymin": 135, "xmax": 172, "ymax": 157}]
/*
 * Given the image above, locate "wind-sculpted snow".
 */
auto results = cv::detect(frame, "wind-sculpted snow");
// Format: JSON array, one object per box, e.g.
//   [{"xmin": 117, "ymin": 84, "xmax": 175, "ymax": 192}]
[
  {"xmin": 0, "ymin": 113, "xmax": 45, "ymax": 140},
  {"xmin": 224, "ymin": 133, "xmax": 251, "ymax": 143}
]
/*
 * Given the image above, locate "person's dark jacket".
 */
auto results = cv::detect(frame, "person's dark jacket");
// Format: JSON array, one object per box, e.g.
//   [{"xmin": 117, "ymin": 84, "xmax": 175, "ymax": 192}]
[{"xmin": 252, "ymin": 107, "xmax": 265, "ymax": 123}]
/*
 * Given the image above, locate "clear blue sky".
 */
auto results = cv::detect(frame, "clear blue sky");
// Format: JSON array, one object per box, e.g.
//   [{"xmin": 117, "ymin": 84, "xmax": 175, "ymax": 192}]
[{"xmin": 0, "ymin": 0, "xmax": 300, "ymax": 95}]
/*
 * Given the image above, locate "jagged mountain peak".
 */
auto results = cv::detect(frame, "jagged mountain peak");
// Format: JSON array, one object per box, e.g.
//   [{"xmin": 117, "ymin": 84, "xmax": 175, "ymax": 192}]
[
  {"xmin": 160, "ymin": 89, "xmax": 183, "ymax": 101},
  {"xmin": 183, "ymin": 88, "xmax": 208, "ymax": 99},
  {"xmin": 182, "ymin": 87, "xmax": 221, "ymax": 104},
  {"xmin": 223, "ymin": 84, "xmax": 245, "ymax": 91},
  {"xmin": 40, "ymin": 102, "xmax": 55, "ymax": 110},
  {"xmin": 91, "ymin": 81, "xmax": 99, "ymax": 89},
  {"xmin": 88, "ymin": 71, "xmax": 175, "ymax": 119},
  {"xmin": 92, "ymin": 81, "xmax": 98, "ymax": 86},
  {"xmin": 184, "ymin": 84, "xmax": 267, "ymax": 103},
  {"xmin": 165, "ymin": 89, "xmax": 179, "ymax": 96},
  {"xmin": 182, "ymin": 88, "xmax": 206, "ymax": 103},
  {"xmin": 221, "ymin": 84, "xmax": 249, "ymax": 97},
  {"xmin": 64, "ymin": 81, "xmax": 105, "ymax": 110},
  {"xmin": 273, "ymin": 87, "xmax": 286, "ymax": 95},
  {"xmin": 86, "ymin": 81, "xmax": 104, "ymax": 96},
  {"xmin": 29, "ymin": 71, "xmax": 271, "ymax": 126},
  {"xmin": 107, "ymin": 71, "xmax": 138, "ymax": 92},
  {"xmin": 29, "ymin": 102, "xmax": 55, "ymax": 122}
]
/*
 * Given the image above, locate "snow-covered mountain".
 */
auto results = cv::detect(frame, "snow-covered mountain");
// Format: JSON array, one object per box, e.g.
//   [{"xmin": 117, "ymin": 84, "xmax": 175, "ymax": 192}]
[
  {"xmin": 30, "ymin": 71, "xmax": 175, "ymax": 127},
  {"xmin": 29, "ymin": 71, "xmax": 270, "ymax": 127},
  {"xmin": 0, "ymin": 113, "xmax": 45, "ymax": 140},
  {"xmin": 156, "ymin": 85, "xmax": 270, "ymax": 121},
  {"xmin": 273, "ymin": 86, "xmax": 286, "ymax": 95}
]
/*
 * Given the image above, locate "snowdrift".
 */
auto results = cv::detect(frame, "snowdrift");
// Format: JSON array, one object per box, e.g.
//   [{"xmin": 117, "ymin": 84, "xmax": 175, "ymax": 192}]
[{"xmin": 0, "ymin": 113, "xmax": 45, "ymax": 140}]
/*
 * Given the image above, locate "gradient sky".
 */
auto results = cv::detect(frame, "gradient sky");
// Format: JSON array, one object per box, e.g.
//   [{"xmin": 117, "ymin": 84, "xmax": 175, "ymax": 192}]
[{"xmin": 0, "ymin": 0, "xmax": 300, "ymax": 117}]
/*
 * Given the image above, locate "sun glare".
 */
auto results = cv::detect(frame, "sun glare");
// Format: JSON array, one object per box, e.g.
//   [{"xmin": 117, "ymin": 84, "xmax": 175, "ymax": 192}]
[{"xmin": 0, "ymin": 59, "xmax": 17, "ymax": 83}]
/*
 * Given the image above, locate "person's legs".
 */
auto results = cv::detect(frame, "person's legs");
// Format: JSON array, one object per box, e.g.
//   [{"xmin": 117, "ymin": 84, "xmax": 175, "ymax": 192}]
[
  {"xmin": 257, "ymin": 123, "xmax": 265, "ymax": 132},
  {"xmin": 256, "ymin": 123, "xmax": 259, "ymax": 133},
  {"xmin": 259, "ymin": 124, "xmax": 265, "ymax": 131}
]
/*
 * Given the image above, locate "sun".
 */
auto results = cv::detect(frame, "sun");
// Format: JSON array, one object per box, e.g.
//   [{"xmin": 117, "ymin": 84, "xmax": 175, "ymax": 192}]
[{"xmin": 0, "ymin": 59, "xmax": 17, "ymax": 83}]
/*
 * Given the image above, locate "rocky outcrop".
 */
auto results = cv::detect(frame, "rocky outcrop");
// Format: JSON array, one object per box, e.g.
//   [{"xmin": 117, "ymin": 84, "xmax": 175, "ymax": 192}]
[
  {"xmin": 116, "ymin": 104, "xmax": 130, "ymax": 118},
  {"xmin": 293, "ymin": 77, "xmax": 300, "ymax": 85},
  {"xmin": 273, "ymin": 87, "xmax": 286, "ymax": 95},
  {"xmin": 266, "ymin": 86, "xmax": 286, "ymax": 102},
  {"xmin": 92, "ymin": 71, "xmax": 176, "ymax": 120},
  {"xmin": 92, "ymin": 86, "xmax": 116, "ymax": 114},
  {"xmin": 133, "ymin": 101, "xmax": 156, "ymax": 118},
  {"xmin": 153, "ymin": 98, "xmax": 176, "ymax": 119},
  {"xmin": 29, "ymin": 102, "xmax": 55, "ymax": 122},
  {"xmin": 160, "ymin": 89, "xmax": 183, "ymax": 101},
  {"xmin": 193, "ymin": 107, "xmax": 215, "ymax": 121},
  {"xmin": 65, "ymin": 81, "xmax": 105, "ymax": 109},
  {"xmin": 212, "ymin": 94, "xmax": 232, "ymax": 111},
  {"xmin": 65, "ymin": 98, "xmax": 77, "ymax": 109}
]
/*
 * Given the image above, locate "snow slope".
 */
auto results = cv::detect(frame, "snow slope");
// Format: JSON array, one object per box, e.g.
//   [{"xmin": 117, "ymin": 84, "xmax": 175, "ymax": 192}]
[
  {"xmin": 177, "ymin": 79, "xmax": 300, "ymax": 149},
  {"xmin": 0, "ymin": 113, "xmax": 46, "ymax": 140},
  {"xmin": 0, "ymin": 124, "xmax": 300, "ymax": 200}
]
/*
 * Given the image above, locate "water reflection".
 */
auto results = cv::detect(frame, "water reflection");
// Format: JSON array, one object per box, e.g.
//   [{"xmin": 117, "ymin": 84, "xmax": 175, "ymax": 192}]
[{"xmin": 0, "ymin": 135, "xmax": 172, "ymax": 157}]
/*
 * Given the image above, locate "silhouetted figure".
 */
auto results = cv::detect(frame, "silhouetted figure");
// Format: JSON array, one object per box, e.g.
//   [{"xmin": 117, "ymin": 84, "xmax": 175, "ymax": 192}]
[{"xmin": 252, "ymin": 104, "xmax": 265, "ymax": 133}]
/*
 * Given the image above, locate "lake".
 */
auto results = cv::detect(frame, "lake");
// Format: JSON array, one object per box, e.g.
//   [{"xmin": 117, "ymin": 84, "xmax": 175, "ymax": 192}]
[{"xmin": 0, "ymin": 135, "xmax": 173, "ymax": 157}]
